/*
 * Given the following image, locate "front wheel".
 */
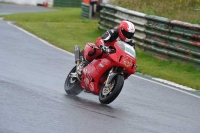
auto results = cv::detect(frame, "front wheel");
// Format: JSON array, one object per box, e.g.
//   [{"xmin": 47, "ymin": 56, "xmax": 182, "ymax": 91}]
[
  {"xmin": 99, "ymin": 74, "xmax": 124, "ymax": 104},
  {"xmin": 64, "ymin": 66, "xmax": 83, "ymax": 96}
]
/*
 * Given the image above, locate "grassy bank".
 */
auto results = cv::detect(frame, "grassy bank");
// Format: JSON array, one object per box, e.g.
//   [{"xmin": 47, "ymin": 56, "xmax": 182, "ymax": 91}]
[
  {"xmin": 1, "ymin": 8, "xmax": 200, "ymax": 90},
  {"xmin": 2, "ymin": 8, "xmax": 103, "ymax": 52},
  {"xmin": 110, "ymin": 0, "xmax": 200, "ymax": 24}
]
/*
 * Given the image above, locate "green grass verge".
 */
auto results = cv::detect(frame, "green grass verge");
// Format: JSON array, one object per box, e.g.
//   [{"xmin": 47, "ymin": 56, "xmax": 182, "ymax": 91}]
[
  {"xmin": 1, "ymin": 8, "xmax": 200, "ymax": 90},
  {"xmin": 110, "ymin": 0, "xmax": 200, "ymax": 24}
]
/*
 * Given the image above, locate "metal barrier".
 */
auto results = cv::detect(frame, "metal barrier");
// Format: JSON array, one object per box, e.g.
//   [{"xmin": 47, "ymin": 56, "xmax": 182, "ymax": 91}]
[
  {"xmin": 53, "ymin": 0, "xmax": 82, "ymax": 7},
  {"xmin": 81, "ymin": 2, "xmax": 91, "ymax": 18},
  {"xmin": 99, "ymin": 4, "xmax": 200, "ymax": 67}
]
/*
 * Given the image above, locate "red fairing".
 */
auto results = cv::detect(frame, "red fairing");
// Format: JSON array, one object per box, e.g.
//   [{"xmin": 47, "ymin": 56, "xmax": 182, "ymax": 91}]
[
  {"xmin": 81, "ymin": 41, "xmax": 137, "ymax": 95},
  {"xmin": 81, "ymin": 59, "xmax": 113, "ymax": 94}
]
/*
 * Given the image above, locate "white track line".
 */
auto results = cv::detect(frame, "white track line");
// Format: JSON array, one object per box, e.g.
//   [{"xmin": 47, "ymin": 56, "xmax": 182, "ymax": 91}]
[
  {"xmin": 7, "ymin": 21, "xmax": 74, "ymax": 56},
  {"xmin": 152, "ymin": 78, "xmax": 195, "ymax": 91},
  {"xmin": 7, "ymin": 21, "xmax": 200, "ymax": 99},
  {"xmin": 132, "ymin": 75, "xmax": 200, "ymax": 99}
]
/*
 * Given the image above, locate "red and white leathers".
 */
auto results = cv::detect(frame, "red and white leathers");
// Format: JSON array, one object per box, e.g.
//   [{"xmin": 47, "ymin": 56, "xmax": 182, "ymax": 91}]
[{"xmin": 83, "ymin": 21, "xmax": 136, "ymax": 62}]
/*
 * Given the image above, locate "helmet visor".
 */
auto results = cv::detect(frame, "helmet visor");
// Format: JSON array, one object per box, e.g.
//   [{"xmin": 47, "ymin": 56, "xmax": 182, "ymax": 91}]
[{"xmin": 122, "ymin": 29, "xmax": 134, "ymax": 39}]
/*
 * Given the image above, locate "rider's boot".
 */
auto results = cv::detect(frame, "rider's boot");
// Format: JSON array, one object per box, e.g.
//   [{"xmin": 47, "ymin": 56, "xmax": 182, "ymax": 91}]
[{"xmin": 76, "ymin": 57, "xmax": 88, "ymax": 75}]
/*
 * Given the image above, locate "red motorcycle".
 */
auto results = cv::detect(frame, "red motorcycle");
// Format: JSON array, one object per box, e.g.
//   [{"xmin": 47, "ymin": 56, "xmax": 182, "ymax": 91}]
[{"xmin": 64, "ymin": 40, "xmax": 137, "ymax": 104}]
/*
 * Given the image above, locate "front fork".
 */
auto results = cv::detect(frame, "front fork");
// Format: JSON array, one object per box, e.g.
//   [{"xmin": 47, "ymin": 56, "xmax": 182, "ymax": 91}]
[{"xmin": 104, "ymin": 67, "xmax": 123, "ymax": 87}]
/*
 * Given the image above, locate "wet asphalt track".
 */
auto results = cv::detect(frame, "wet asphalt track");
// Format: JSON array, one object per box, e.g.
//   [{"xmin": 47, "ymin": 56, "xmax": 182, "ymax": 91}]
[
  {"xmin": 0, "ymin": 3, "xmax": 54, "ymax": 15},
  {"xmin": 0, "ymin": 3, "xmax": 200, "ymax": 133}
]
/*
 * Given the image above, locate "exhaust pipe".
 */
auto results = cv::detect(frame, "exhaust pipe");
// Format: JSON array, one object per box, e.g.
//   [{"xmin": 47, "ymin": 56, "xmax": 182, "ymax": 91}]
[{"xmin": 74, "ymin": 45, "xmax": 80, "ymax": 64}]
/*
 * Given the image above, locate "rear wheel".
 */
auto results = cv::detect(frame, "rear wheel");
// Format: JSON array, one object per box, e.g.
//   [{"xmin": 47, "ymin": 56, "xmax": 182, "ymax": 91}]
[
  {"xmin": 99, "ymin": 74, "xmax": 124, "ymax": 104},
  {"xmin": 64, "ymin": 66, "xmax": 83, "ymax": 95}
]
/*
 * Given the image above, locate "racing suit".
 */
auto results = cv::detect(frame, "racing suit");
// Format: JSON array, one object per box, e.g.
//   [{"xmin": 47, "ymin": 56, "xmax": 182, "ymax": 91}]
[
  {"xmin": 77, "ymin": 28, "xmax": 135, "ymax": 75},
  {"xmin": 85, "ymin": 28, "xmax": 135, "ymax": 62}
]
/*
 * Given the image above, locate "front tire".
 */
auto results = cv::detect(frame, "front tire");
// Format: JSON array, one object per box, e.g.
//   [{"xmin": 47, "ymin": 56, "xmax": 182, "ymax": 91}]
[
  {"xmin": 99, "ymin": 74, "xmax": 124, "ymax": 104},
  {"xmin": 64, "ymin": 66, "xmax": 83, "ymax": 96}
]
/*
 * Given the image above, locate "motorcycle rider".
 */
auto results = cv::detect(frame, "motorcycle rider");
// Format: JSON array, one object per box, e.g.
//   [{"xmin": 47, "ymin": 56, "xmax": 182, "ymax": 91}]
[{"xmin": 77, "ymin": 20, "xmax": 136, "ymax": 75}]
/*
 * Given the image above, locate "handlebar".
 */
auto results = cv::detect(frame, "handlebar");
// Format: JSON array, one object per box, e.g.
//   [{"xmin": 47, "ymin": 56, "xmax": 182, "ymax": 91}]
[
  {"xmin": 108, "ymin": 49, "xmax": 116, "ymax": 53},
  {"xmin": 100, "ymin": 45, "xmax": 115, "ymax": 54}
]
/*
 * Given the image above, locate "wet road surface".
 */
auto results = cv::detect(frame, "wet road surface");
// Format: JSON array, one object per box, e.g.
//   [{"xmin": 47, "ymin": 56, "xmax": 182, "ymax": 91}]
[{"xmin": 0, "ymin": 4, "xmax": 200, "ymax": 133}]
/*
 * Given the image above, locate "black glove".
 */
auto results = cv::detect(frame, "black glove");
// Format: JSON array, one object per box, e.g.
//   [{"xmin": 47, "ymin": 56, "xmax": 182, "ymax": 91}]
[{"xmin": 100, "ymin": 45, "xmax": 110, "ymax": 53}]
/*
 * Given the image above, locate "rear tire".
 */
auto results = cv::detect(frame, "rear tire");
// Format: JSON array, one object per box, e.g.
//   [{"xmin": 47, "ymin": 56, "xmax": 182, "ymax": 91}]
[
  {"xmin": 99, "ymin": 74, "xmax": 124, "ymax": 104},
  {"xmin": 64, "ymin": 66, "xmax": 83, "ymax": 96}
]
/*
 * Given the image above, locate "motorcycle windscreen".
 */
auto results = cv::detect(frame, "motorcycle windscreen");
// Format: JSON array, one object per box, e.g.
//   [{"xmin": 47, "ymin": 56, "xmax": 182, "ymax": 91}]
[{"xmin": 117, "ymin": 41, "xmax": 136, "ymax": 58}]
